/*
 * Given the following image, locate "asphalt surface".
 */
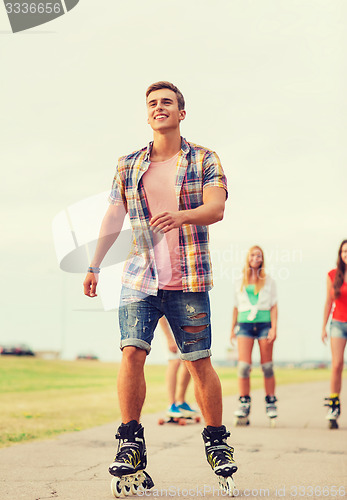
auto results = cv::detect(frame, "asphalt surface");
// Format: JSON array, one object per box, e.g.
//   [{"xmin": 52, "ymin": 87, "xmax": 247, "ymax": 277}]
[{"xmin": 0, "ymin": 380, "xmax": 346, "ymax": 500}]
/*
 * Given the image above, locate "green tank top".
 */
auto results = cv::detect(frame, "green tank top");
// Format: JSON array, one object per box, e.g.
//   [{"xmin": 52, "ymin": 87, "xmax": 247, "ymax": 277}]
[{"xmin": 237, "ymin": 285, "xmax": 271, "ymax": 323}]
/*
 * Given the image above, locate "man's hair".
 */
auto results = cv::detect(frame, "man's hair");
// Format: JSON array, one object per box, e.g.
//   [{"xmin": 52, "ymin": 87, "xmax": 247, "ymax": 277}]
[{"xmin": 146, "ymin": 81, "xmax": 185, "ymax": 110}]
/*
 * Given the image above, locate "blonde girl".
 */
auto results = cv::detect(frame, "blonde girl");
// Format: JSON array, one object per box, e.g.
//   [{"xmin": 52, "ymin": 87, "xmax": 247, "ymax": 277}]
[{"xmin": 230, "ymin": 246, "xmax": 278, "ymax": 425}]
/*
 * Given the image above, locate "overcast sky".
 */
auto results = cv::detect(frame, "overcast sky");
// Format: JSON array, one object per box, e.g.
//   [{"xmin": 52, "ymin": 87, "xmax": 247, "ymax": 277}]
[{"xmin": 1, "ymin": 0, "xmax": 346, "ymax": 364}]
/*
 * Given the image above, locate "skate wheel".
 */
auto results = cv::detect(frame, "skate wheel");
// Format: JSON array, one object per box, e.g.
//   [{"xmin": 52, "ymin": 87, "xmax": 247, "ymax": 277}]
[
  {"xmin": 233, "ymin": 417, "xmax": 249, "ymax": 427},
  {"xmin": 123, "ymin": 484, "xmax": 131, "ymax": 496},
  {"xmin": 218, "ymin": 476, "xmax": 236, "ymax": 497},
  {"xmin": 226, "ymin": 477, "xmax": 236, "ymax": 497},
  {"xmin": 130, "ymin": 482, "xmax": 139, "ymax": 495},
  {"xmin": 329, "ymin": 420, "xmax": 338, "ymax": 429},
  {"xmin": 178, "ymin": 418, "xmax": 186, "ymax": 426},
  {"xmin": 195, "ymin": 416, "xmax": 201, "ymax": 423},
  {"xmin": 111, "ymin": 477, "xmax": 122, "ymax": 498},
  {"xmin": 270, "ymin": 418, "xmax": 276, "ymax": 428},
  {"xmin": 158, "ymin": 418, "xmax": 165, "ymax": 425}
]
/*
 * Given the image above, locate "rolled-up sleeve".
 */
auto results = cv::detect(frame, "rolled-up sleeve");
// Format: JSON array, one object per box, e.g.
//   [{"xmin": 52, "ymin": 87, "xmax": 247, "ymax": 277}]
[
  {"xmin": 108, "ymin": 160, "xmax": 126, "ymax": 206},
  {"xmin": 202, "ymin": 151, "xmax": 228, "ymax": 200}
]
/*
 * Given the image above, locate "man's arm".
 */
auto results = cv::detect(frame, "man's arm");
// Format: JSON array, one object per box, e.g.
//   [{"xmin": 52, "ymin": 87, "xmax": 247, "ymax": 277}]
[
  {"xmin": 149, "ymin": 186, "xmax": 226, "ymax": 233},
  {"xmin": 83, "ymin": 202, "xmax": 127, "ymax": 297}
]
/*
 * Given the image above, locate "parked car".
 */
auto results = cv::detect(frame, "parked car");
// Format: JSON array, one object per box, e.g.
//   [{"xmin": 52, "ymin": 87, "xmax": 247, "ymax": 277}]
[
  {"xmin": 0, "ymin": 344, "xmax": 35, "ymax": 356},
  {"xmin": 76, "ymin": 353, "xmax": 99, "ymax": 361}
]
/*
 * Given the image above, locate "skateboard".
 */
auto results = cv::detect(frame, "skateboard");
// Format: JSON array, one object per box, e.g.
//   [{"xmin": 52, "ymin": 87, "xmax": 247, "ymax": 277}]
[{"xmin": 158, "ymin": 415, "xmax": 201, "ymax": 426}]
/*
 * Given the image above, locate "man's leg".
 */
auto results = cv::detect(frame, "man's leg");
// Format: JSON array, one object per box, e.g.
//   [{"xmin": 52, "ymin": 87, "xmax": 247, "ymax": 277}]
[
  {"xmin": 117, "ymin": 346, "xmax": 147, "ymax": 423},
  {"xmin": 176, "ymin": 361, "xmax": 191, "ymax": 404},
  {"xmin": 110, "ymin": 346, "xmax": 149, "ymax": 481},
  {"xmin": 117, "ymin": 288, "xmax": 161, "ymax": 423},
  {"xmin": 165, "ymin": 291, "xmax": 237, "ymax": 480},
  {"xmin": 166, "ymin": 358, "xmax": 181, "ymax": 406},
  {"xmin": 185, "ymin": 357, "xmax": 222, "ymax": 426}
]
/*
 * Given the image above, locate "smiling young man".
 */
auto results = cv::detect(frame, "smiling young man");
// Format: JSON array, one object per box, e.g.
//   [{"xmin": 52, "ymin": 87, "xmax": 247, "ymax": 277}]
[{"xmin": 83, "ymin": 81, "xmax": 237, "ymax": 491}]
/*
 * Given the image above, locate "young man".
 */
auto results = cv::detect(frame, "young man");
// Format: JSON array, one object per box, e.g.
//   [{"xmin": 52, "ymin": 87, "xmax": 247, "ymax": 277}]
[{"xmin": 83, "ymin": 81, "xmax": 237, "ymax": 490}]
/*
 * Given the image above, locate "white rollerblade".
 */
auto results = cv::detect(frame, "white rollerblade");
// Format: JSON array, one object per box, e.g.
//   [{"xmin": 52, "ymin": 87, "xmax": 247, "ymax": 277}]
[
  {"xmin": 265, "ymin": 395, "xmax": 277, "ymax": 428},
  {"xmin": 233, "ymin": 395, "xmax": 251, "ymax": 426}
]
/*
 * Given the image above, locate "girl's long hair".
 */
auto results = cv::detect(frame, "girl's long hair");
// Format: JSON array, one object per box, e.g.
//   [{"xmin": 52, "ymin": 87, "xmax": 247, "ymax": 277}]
[
  {"xmin": 241, "ymin": 245, "xmax": 266, "ymax": 294},
  {"xmin": 333, "ymin": 239, "xmax": 347, "ymax": 299}
]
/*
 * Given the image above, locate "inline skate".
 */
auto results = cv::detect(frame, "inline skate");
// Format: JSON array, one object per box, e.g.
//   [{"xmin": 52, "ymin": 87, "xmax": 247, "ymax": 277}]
[
  {"xmin": 265, "ymin": 395, "xmax": 277, "ymax": 427},
  {"xmin": 233, "ymin": 395, "xmax": 251, "ymax": 426},
  {"xmin": 324, "ymin": 395, "xmax": 340, "ymax": 429},
  {"xmin": 109, "ymin": 420, "xmax": 154, "ymax": 497},
  {"xmin": 202, "ymin": 425, "xmax": 237, "ymax": 496}
]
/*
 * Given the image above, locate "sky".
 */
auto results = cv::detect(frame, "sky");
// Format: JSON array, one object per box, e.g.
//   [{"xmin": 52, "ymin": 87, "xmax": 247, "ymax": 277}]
[{"xmin": 1, "ymin": 0, "xmax": 346, "ymax": 365}]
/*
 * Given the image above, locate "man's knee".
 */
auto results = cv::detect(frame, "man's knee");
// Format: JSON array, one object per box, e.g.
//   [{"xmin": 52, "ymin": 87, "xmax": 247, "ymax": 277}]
[
  {"xmin": 238, "ymin": 361, "xmax": 251, "ymax": 378},
  {"xmin": 185, "ymin": 356, "xmax": 211, "ymax": 376},
  {"xmin": 261, "ymin": 361, "xmax": 274, "ymax": 378},
  {"xmin": 122, "ymin": 346, "xmax": 147, "ymax": 366}
]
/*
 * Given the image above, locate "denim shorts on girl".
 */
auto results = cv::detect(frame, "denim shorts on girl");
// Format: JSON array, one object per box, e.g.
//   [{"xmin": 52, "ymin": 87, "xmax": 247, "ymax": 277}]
[
  {"xmin": 235, "ymin": 322, "xmax": 272, "ymax": 339},
  {"xmin": 330, "ymin": 320, "xmax": 347, "ymax": 339},
  {"xmin": 118, "ymin": 287, "xmax": 212, "ymax": 361}
]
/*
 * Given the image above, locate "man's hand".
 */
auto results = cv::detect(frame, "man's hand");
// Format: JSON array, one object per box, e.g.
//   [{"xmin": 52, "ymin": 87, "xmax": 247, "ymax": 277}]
[
  {"xmin": 150, "ymin": 211, "xmax": 186, "ymax": 233},
  {"xmin": 167, "ymin": 337, "xmax": 178, "ymax": 353},
  {"xmin": 83, "ymin": 272, "xmax": 99, "ymax": 297}
]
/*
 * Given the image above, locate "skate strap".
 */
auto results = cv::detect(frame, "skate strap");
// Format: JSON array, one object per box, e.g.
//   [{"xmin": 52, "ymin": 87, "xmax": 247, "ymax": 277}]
[
  {"xmin": 209, "ymin": 444, "xmax": 234, "ymax": 453},
  {"xmin": 120, "ymin": 442, "xmax": 140, "ymax": 449}
]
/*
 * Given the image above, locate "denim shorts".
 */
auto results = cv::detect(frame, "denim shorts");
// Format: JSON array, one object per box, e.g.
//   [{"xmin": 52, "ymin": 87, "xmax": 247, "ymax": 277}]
[
  {"xmin": 118, "ymin": 287, "xmax": 212, "ymax": 361},
  {"xmin": 235, "ymin": 322, "xmax": 272, "ymax": 339},
  {"xmin": 330, "ymin": 320, "xmax": 347, "ymax": 339}
]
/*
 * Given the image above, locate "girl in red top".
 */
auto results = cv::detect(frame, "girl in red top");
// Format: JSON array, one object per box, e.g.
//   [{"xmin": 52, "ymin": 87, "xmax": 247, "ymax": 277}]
[{"xmin": 322, "ymin": 239, "xmax": 347, "ymax": 428}]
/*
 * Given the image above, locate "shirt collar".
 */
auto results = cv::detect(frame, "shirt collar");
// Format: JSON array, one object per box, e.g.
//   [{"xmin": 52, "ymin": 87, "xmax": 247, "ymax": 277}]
[{"xmin": 144, "ymin": 137, "xmax": 190, "ymax": 162}]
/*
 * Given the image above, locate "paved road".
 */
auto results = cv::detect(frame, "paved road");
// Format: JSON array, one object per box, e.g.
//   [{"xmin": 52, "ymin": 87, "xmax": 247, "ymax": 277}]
[{"xmin": 0, "ymin": 380, "xmax": 346, "ymax": 500}]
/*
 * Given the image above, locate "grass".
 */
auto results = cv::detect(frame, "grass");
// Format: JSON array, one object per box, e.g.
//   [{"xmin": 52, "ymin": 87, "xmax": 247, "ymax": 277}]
[{"xmin": 0, "ymin": 357, "xmax": 335, "ymax": 448}]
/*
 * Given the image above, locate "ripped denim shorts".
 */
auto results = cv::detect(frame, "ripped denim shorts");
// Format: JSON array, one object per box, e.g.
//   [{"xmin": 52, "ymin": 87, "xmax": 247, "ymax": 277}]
[{"xmin": 118, "ymin": 287, "xmax": 212, "ymax": 361}]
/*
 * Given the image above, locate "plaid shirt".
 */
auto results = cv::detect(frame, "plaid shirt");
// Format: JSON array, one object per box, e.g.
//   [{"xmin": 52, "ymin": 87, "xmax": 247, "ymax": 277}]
[{"xmin": 109, "ymin": 137, "xmax": 228, "ymax": 295}]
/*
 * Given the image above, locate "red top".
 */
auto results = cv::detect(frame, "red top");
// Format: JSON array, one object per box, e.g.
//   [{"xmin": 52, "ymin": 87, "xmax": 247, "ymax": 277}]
[{"xmin": 328, "ymin": 269, "xmax": 347, "ymax": 322}]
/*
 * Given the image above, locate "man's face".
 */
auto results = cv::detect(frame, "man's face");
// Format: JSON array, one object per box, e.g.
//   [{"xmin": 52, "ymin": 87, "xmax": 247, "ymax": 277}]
[{"xmin": 146, "ymin": 89, "xmax": 186, "ymax": 132}]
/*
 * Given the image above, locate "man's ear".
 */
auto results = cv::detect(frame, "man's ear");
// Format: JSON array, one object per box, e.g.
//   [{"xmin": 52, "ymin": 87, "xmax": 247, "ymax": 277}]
[{"xmin": 179, "ymin": 110, "xmax": 186, "ymax": 122}]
